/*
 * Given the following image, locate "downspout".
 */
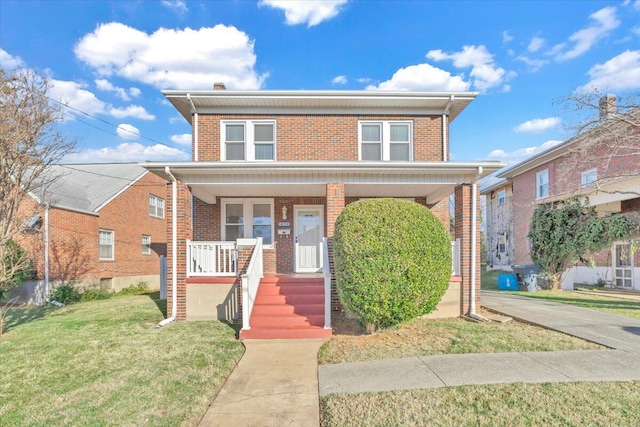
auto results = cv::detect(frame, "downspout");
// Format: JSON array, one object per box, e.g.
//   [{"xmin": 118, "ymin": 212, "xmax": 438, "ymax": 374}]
[
  {"xmin": 442, "ymin": 95, "xmax": 454, "ymax": 161},
  {"xmin": 44, "ymin": 203, "xmax": 50, "ymax": 303},
  {"xmin": 469, "ymin": 166, "xmax": 487, "ymax": 321},
  {"xmin": 187, "ymin": 93, "xmax": 198, "ymax": 161},
  {"xmin": 157, "ymin": 166, "xmax": 178, "ymax": 327}
]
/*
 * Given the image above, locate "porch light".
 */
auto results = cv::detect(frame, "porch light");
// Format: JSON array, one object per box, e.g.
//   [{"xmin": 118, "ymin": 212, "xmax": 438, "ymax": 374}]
[{"xmin": 282, "ymin": 205, "xmax": 287, "ymax": 220}]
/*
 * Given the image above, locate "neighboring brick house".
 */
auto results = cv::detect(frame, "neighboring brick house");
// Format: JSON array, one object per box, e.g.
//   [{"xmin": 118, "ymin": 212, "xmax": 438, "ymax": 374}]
[
  {"xmin": 481, "ymin": 178, "xmax": 514, "ymax": 270},
  {"xmin": 142, "ymin": 88, "xmax": 503, "ymax": 338},
  {"xmin": 10, "ymin": 163, "xmax": 168, "ymax": 304},
  {"xmin": 490, "ymin": 97, "xmax": 640, "ymax": 290}
]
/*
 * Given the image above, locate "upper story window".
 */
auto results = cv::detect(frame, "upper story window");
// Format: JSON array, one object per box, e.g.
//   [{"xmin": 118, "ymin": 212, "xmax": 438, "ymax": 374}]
[
  {"xmin": 498, "ymin": 189, "xmax": 506, "ymax": 205},
  {"xmin": 222, "ymin": 199, "xmax": 274, "ymax": 246},
  {"xmin": 581, "ymin": 168, "xmax": 597, "ymax": 187},
  {"xmin": 359, "ymin": 121, "xmax": 412, "ymax": 161},
  {"xmin": 536, "ymin": 169, "xmax": 549, "ymax": 199},
  {"xmin": 221, "ymin": 121, "xmax": 276, "ymax": 161},
  {"xmin": 149, "ymin": 195, "xmax": 164, "ymax": 219},
  {"xmin": 99, "ymin": 229, "xmax": 114, "ymax": 260}
]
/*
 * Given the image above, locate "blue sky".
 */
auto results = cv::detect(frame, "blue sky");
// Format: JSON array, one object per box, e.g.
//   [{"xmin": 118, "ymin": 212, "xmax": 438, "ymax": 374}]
[{"xmin": 1, "ymin": 0, "xmax": 639, "ymax": 164}]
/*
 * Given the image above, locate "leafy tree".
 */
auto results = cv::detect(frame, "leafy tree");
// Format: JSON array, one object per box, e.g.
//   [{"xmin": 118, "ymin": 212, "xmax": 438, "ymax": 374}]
[
  {"xmin": 333, "ymin": 198, "xmax": 451, "ymax": 333},
  {"xmin": 0, "ymin": 68, "xmax": 75, "ymax": 294},
  {"xmin": 528, "ymin": 198, "xmax": 635, "ymax": 289},
  {"xmin": 0, "ymin": 240, "xmax": 32, "ymax": 299}
]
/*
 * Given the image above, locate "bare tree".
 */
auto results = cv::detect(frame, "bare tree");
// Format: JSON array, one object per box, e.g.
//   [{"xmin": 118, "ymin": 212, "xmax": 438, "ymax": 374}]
[
  {"xmin": 0, "ymin": 68, "xmax": 75, "ymax": 295},
  {"xmin": 555, "ymin": 90, "xmax": 640, "ymax": 198}
]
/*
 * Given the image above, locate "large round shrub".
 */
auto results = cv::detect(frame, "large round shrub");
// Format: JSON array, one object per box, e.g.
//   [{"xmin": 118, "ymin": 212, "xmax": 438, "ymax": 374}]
[{"xmin": 333, "ymin": 198, "xmax": 451, "ymax": 332}]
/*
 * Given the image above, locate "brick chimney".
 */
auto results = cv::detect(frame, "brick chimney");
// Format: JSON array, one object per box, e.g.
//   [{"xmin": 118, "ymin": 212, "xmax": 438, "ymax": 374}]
[
  {"xmin": 213, "ymin": 82, "xmax": 226, "ymax": 90},
  {"xmin": 599, "ymin": 94, "xmax": 616, "ymax": 121}
]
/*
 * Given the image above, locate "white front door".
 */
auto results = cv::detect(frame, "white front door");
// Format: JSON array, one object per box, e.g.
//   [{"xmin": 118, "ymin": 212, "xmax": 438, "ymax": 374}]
[
  {"xmin": 294, "ymin": 205, "xmax": 324, "ymax": 273},
  {"xmin": 613, "ymin": 243, "xmax": 634, "ymax": 288}
]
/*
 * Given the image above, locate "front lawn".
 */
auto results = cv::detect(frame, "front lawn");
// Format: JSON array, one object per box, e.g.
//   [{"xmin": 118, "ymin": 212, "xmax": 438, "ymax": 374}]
[
  {"xmin": 0, "ymin": 294, "xmax": 244, "ymax": 426},
  {"xmin": 321, "ymin": 381, "xmax": 640, "ymax": 426},
  {"xmin": 319, "ymin": 314, "xmax": 601, "ymax": 364}
]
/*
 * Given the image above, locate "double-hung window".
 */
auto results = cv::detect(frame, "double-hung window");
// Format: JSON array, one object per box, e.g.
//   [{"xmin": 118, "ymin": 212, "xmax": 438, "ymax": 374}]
[
  {"xmin": 141, "ymin": 235, "xmax": 151, "ymax": 255},
  {"xmin": 581, "ymin": 168, "xmax": 597, "ymax": 187},
  {"xmin": 149, "ymin": 195, "xmax": 164, "ymax": 219},
  {"xmin": 359, "ymin": 121, "xmax": 412, "ymax": 161},
  {"xmin": 221, "ymin": 121, "xmax": 276, "ymax": 161},
  {"xmin": 498, "ymin": 190, "xmax": 506, "ymax": 205},
  {"xmin": 536, "ymin": 169, "xmax": 549, "ymax": 199},
  {"xmin": 222, "ymin": 199, "xmax": 274, "ymax": 246},
  {"xmin": 99, "ymin": 229, "xmax": 114, "ymax": 260}
]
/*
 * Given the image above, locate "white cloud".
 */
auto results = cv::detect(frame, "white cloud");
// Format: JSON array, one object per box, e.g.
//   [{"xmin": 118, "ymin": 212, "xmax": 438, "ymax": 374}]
[
  {"xmin": 331, "ymin": 75, "xmax": 347, "ymax": 85},
  {"xmin": 0, "ymin": 49, "xmax": 25, "ymax": 69},
  {"xmin": 487, "ymin": 140, "xmax": 563, "ymax": 164},
  {"xmin": 631, "ymin": 25, "xmax": 640, "ymax": 37},
  {"xmin": 75, "ymin": 23, "xmax": 267, "ymax": 90},
  {"xmin": 516, "ymin": 55, "xmax": 549, "ymax": 72},
  {"xmin": 502, "ymin": 31, "xmax": 514, "ymax": 43},
  {"xmin": 366, "ymin": 63, "xmax": 470, "ymax": 92},
  {"xmin": 427, "ymin": 45, "xmax": 515, "ymax": 92},
  {"xmin": 49, "ymin": 79, "xmax": 106, "ymax": 119},
  {"xmin": 514, "ymin": 117, "xmax": 561, "ymax": 133},
  {"xmin": 64, "ymin": 142, "xmax": 189, "ymax": 163},
  {"xmin": 551, "ymin": 6, "xmax": 620, "ymax": 61},
  {"xmin": 578, "ymin": 50, "xmax": 640, "ymax": 92},
  {"xmin": 129, "ymin": 87, "xmax": 141, "ymax": 98},
  {"xmin": 116, "ymin": 123, "xmax": 140, "ymax": 140},
  {"xmin": 528, "ymin": 36, "xmax": 545, "ymax": 52},
  {"xmin": 170, "ymin": 133, "xmax": 192, "ymax": 146},
  {"xmin": 107, "ymin": 105, "xmax": 155, "ymax": 120},
  {"xmin": 259, "ymin": 0, "xmax": 347, "ymax": 27},
  {"xmin": 357, "ymin": 77, "xmax": 372, "ymax": 84},
  {"xmin": 95, "ymin": 78, "xmax": 133, "ymax": 101},
  {"xmin": 161, "ymin": 0, "xmax": 187, "ymax": 14}
]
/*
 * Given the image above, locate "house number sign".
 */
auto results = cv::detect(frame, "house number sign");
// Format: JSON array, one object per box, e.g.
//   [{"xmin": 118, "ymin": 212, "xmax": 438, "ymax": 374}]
[{"xmin": 278, "ymin": 221, "xmax": 290, "ymax": 227}]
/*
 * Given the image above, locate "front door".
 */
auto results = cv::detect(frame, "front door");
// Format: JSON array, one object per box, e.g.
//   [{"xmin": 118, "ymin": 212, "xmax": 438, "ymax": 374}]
[
  {"xmin": 294, "ymin": 205, "xmax": 324, "ymax": 273},
  {"xmin": 613, "ymin": 243, "xmax": 634, "ymax": 288}
]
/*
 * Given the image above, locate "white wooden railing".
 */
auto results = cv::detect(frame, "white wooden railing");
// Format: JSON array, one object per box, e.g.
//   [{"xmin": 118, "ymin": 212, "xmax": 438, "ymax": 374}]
[
  {"xmin": 187, "ymin": 240, "xmax": 236, "ymax": 277},
  {"xmin": 451, "ymin": 238, "xmax": 461, "ymax": 276},
  {"xmin": 322, "ymin": 237, "xmax": 331, "ymax": 330},
  {"xmin": 241, "ymin": 238, "xmax": 263, "ymax": 331}
]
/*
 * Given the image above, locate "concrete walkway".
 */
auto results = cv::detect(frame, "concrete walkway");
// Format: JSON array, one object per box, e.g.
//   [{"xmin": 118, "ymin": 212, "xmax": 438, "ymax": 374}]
[
  {"xmin": 199, "ymin": 339, "xmax": 326, "ymax": 427},
  {"xmin": 319, "ymin": 291, "xmax": 640, "ymax": 396}
]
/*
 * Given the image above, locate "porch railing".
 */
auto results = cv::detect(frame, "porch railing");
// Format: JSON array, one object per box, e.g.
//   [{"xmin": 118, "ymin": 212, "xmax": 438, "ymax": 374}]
[
  {"xmin": 186, "ymin": 240, "xmax": 236, "ymax": 277},
  {"xmin": 451, "ymin": 238, "xmax": 461, "ymax": 276},
  {"xmin": 322, "ymin": 237, "xmax": 331, "ymax": 330},
  {"xmin": 241, "ymin": 238, "xmax": 263, "ymax": 331}
]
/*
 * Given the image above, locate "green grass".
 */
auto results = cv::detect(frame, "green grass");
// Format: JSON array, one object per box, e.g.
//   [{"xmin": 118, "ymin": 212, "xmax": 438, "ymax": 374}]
[
  {"xmin": 481, "ymin": 269, "xmax": 506, "ymax": 291},
  {"xmin": 321, "ymin": 381, "xmax": 640, "ymax": 426},
  {"xmin": 511, "ymin": 290, "xmax": 640, "ymax": 320},
  {"xmin": 319, "ymin": 315, "xmax": 601, "ymax": 364},
  {"xmin": 0, "ymin": 293, "xmax": 244, "ymax": 426}
]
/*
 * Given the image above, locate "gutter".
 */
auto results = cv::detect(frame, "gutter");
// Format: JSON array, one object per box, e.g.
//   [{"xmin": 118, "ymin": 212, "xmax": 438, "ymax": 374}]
[
  {"xmin": 469, "ymin": 166, "xmax": 487, "ymax": 322},
  {"xmin": 187, "ymin": 93, "xmax": 198, "ymax": 161},
  {"xmin": 44, "ymin": 203, "xmax": 50, "ymax": 303},
  {"xmin": 157, "ymin": 166, "xmax": 178, "ymax": 328}
]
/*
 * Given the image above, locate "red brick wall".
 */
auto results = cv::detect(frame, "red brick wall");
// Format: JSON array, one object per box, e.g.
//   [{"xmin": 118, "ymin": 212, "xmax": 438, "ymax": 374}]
[
  {"xmin": 455, "ymin": 184, "xmax": 480, "ymax": 315},
  {"xmin": 195, "ymin": 114, "xmax": 444, "ymax": 162}
]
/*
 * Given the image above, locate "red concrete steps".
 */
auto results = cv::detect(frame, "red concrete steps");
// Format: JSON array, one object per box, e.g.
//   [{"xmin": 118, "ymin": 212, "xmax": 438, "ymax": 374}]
[{"xmin": 240, "ymin": 276, "xmax": 332, "ymax": 340}]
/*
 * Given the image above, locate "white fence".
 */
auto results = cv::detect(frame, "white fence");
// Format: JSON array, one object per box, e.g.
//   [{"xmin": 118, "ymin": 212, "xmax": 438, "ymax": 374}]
[
  {"xmin": 451, "ymin": 238, "xmax": 461, "ymax": 276},
  {"xmin": 241, "ymin": 238, "xmax": 263, "ymax": 331},
  {"xmin": 186, "ymin": 240, "xmax": 237, "ymax": 277}
]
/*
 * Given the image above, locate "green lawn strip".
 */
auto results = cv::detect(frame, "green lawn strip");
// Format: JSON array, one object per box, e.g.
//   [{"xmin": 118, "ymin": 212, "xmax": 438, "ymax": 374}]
[
  {"xmin": 481, "ymin": 269, "xmax": 505, "ymax": 291},
  {"xmin": 318, "ymin": 316, "xmax": 601, "ymax": 365},
  {"xmin": 0, "ymin": 295, "xmax": 244, "ymax": 427},
  {"xmin": 320, "ymin": 381, "xmax": 640, "ymax": 427},
  {"xmin": 510, "ymin": 290, "xmax": 640, "ymax": 320}
]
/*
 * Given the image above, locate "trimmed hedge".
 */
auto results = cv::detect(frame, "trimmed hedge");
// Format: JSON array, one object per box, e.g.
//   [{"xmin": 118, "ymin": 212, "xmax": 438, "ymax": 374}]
[{"xmin": 333, "ymin": 198, "xmax": 451, "ymax": 332}]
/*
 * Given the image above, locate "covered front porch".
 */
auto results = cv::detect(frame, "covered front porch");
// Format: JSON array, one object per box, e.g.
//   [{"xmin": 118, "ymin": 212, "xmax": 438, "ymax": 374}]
[{"xmin": 142, "ymin": 161, "xmax": 503, "ymax": 335}]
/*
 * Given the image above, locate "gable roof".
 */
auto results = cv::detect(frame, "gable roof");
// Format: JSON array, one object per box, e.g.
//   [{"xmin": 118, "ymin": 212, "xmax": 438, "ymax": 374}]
[
  {"xmin": 37, "ymin": 163, "xmax": 149, "ymax": 215},
  {"xmin": 163, "ymin": 90, "xmax": 478, "ymax": 124}
]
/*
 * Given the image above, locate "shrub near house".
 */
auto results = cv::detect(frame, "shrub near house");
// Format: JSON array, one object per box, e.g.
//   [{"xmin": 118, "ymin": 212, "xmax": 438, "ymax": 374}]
[{"xmin": 333, "ymin": 198, "xmax": 451, "ymax": 332}]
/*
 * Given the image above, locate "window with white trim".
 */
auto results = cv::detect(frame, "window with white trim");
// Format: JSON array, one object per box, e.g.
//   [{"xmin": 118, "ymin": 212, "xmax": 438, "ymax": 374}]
[
  {"xmin": 359, "ymin": 121, "xmax": 412, "ymax": 161},
  {"xmin": 149, "ymin": 195, "xmax": 164, "ymax": 219},
  {"xmin": 222, "ymin": 199, "xmax": 274, "ymax": 245},
  {"xmin": 536, "ymin": 169, "xmax": 549, "ymax": 199},
  {"xmin": 99, "ymin": 229, "xmax": 114, "ymax": 260},
  {"xmin": 221, "ymin": 121, "xmax": 276, "ymax": 161},
  {"xmin": 581, "ymin": 168, "xmax": 597, "ymax": 187},
  {"xmin": 498, "ymin": 233, "xmax": 507, "ymax": 253},
  {"xmin": 142, "ymin": 235, "xmax": 151, "ymax": 255},
  {"xmin": 498, "ymin": 189, "xmax": 506, "ymax": 205}
]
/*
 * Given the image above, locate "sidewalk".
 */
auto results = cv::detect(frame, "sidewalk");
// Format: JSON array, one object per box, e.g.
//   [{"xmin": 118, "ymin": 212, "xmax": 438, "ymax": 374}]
[
  {"xmin": 199, "ymin": 339, "xmax": 325, "ymax": 427},
  {"xmin": 319, "ymin": 291, "xmax": 640, "ymax": 396}
]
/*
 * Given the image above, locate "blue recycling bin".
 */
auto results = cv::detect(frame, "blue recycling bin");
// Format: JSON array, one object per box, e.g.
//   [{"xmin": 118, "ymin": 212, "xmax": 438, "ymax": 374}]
[{"xmin": 498, "ymin": 274, "xmax": 519, "ymax": 291}]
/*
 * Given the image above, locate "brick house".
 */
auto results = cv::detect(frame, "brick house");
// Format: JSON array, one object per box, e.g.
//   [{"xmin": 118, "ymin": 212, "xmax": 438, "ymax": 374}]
[
  {"xmin": 142, "ymin": 88, "xmax": 503, "ymax": 338},
  {"xmin": 481, "ymin": 178, "xmax": 514, "ymax": 270},
  {"xmin": 487, "ymin": 97, "xmax": 640, "ymax": 289},
  {"xmin": 10, "ymin": 163, "xmax": 168, "ymax": 304}
]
